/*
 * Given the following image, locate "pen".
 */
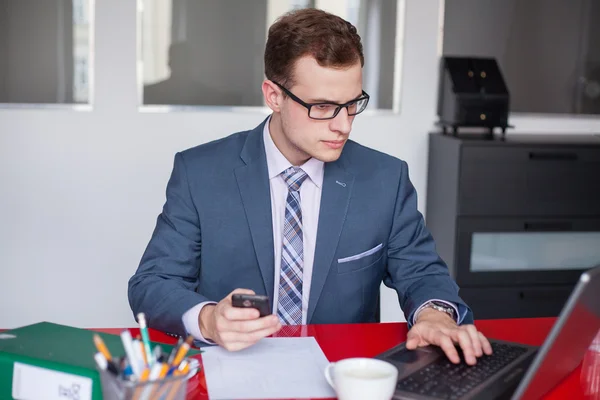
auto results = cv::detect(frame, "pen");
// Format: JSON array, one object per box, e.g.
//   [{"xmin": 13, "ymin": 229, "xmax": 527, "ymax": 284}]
[
  {"xmin": 133, "ymin": 339, "xmax": 147, "ymax": 373},
  {"xmin": 153, "ymin": 345, "xmax": 163, "ymax": 363},
  {"xmin": 137, "ymin": 313, "xmax": 154, "ymax": 367},
  {"xmin": 167, "ymin": 338, "xmax": 182, "ymax": 365},
  {"xmin": 121, "ymin": 330, "xmax": 142, "ymax": 377},
  {"xmin": 148, "ymin": 361, "xmax": 163, "ymax": 380},
  {"xmin": 94, "ymin": 352, "xmax": 119, "ymax": 376},
  {"xmin": 122, "ymin": 364, "xmax": 133, "ymax": 379},
  {"xmin": 116, "ymin": 356, "xmax": 132, "ymax": 379}
]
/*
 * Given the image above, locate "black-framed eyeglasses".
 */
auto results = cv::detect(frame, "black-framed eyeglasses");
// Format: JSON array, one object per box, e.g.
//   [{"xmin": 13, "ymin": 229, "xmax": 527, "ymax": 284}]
[{"xmin": 272, "ymin": 81, "xmax": 370, "ymax": 120}]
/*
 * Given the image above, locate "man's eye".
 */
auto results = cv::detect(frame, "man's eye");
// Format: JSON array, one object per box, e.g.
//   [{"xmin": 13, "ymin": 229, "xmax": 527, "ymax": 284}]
[{"xmin": 316, "ymin": 104, "xmax": 334, "ymax": 110}]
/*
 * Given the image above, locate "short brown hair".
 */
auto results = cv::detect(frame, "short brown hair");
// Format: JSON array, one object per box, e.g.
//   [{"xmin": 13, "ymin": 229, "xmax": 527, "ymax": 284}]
[{"xmin": 264, "ymin": 8, "xmax": 364, "ymax": 87}]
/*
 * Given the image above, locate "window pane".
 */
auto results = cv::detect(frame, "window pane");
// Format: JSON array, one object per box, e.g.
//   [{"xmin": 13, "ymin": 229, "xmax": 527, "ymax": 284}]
[
  {"xmin": 0, "ymin": 0, "xmax": 91, "ymax": 104},
  {"xmin": 471, "ymin": 232, "xmax": 600, "ymax": 272},
  {"xmin": 442, "ymin": 0, "xmax": 600, "ymax": 115},
  {"xmin": 140, "ymin": 0, "xmax": 399, "ymax": 109}
]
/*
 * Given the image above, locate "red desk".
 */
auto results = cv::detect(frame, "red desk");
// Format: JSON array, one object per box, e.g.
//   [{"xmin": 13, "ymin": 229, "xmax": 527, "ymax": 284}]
[{"xmin": 96, "ymin": 317, "xmax": 597, "ymax": 399}]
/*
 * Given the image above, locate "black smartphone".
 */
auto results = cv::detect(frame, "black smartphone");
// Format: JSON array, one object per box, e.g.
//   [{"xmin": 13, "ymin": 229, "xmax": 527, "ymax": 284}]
[{"xmin": 231, "ymin": 294, "xmax": 271, "ymax": 317}]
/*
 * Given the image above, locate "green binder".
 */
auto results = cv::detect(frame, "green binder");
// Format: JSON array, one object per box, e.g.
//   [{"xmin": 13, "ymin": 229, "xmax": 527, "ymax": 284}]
[{"xmin": 0, "ymin": 321, "xmax": 199, "ymax": 400}]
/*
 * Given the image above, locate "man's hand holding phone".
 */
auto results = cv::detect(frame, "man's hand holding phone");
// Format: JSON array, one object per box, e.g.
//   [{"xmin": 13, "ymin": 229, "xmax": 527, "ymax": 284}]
[{"xmin": 198, "ymin": 289, "xmax": 281, "ymax": 351}]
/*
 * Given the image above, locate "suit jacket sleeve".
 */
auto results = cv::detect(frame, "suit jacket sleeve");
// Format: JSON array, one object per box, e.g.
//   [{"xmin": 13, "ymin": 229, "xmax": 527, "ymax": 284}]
[
  {"xmin": 383, "ymin": 160, "xmax": 474, "ymax": 326},
  {"xmin": 128, "ymin": 152, "xmax": 208, "ymax": 336}
]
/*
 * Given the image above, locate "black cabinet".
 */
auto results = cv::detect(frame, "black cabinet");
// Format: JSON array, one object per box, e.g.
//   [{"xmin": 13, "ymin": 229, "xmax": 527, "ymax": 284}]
[{"xmin": 426, "ymin": 133, "xmax": 600, "ymax": 319}]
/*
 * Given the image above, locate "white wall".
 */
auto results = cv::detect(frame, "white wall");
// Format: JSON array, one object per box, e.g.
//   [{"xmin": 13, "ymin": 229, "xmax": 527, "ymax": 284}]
[{"xmin": 2, "ymin": 0, "xmax": 600, "ymax": 329}]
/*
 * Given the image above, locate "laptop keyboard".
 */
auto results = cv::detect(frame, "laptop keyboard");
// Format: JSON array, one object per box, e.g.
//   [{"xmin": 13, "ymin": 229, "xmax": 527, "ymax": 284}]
[{"xmin": 396, "ymin": 343, "xmax": 528, "ymax": 399}]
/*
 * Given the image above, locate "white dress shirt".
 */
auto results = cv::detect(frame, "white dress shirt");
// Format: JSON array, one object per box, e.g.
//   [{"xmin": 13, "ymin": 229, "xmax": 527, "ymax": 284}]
[
  {"xmin": 182, "ymin": 118, "xmax": 323, "ymax": 342},
  {"xmin": 266, "ymin": 120, "xmax": 324, "ymax": 323}
]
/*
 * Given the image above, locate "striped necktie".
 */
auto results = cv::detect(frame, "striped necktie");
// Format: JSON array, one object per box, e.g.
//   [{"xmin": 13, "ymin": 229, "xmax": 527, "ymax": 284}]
[{"xmin": 277, "ymin": 167, "xmax": 308, "ymax": 325}]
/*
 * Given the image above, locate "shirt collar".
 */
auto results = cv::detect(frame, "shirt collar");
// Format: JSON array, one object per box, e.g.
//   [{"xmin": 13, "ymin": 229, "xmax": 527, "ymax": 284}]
[{"xmin": 263, "ymin": 116, "xmax": 324, "ymax": 189}]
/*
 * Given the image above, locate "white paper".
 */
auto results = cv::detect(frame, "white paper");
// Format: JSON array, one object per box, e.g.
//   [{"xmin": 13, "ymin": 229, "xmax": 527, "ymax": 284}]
[
  {"xmin": 202, "ymin": 337, "xmax": 336, "ymax": 399},
  {"xmin": 12, "ymin": 362, "xmax": 93, "ymax": 400}
]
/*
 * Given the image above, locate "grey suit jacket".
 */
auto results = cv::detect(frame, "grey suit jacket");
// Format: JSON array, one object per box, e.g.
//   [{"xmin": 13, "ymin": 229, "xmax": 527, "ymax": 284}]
[{"xmin": 128, "ymin": 118, "xmax": 473, "ymax": 336}]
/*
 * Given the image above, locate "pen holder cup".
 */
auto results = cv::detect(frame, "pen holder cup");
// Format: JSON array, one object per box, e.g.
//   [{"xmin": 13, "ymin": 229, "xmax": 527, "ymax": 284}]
[{"xmin": 98, "ymin": 367, "xmax": 188, "ymax": 400}]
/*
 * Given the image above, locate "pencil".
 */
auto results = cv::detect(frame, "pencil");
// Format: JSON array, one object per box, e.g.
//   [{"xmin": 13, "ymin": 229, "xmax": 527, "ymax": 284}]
[
  {"xmin": 93, "ymin": 334, "xmax": 113, "ymax": 362},
  {"xmin": 171, "ymin": 336, "xmax": 193, "ymax": 368}
]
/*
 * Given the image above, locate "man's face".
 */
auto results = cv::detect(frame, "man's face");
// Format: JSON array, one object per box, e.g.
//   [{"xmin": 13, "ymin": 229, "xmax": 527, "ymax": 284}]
[{"xmin": 274, "ymin": 56, "xmax": 363, "ymax": 164}]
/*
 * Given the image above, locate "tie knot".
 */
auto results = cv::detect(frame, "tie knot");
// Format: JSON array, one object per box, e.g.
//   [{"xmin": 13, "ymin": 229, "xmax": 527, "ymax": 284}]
[{"xmin": 281, "ymin": 167, "xmax": 308, "ymax": 191}]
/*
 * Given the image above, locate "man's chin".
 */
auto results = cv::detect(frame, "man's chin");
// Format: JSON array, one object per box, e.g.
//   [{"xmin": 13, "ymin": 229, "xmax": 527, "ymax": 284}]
[{"xmin": 312, "ymin": 149, "xmax": 343, "ymax": 163}]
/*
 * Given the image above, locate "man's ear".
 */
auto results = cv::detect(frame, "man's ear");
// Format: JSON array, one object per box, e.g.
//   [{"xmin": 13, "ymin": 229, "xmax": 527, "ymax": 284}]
[{"xmin": 262, "ymin": 80, "xmax": 282, "ymax": 112}]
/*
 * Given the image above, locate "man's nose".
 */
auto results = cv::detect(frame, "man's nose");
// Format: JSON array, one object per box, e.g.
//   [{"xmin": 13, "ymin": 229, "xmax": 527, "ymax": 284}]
[{"xmin": 329, "ymin": 107, "xmax": 352, "ymax": 135}]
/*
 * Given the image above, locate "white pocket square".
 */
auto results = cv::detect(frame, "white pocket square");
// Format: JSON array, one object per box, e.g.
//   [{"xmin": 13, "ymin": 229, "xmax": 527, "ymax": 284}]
[{"xmin": 337, "ymin": 243, "xmax": 383, "ymax": 264}]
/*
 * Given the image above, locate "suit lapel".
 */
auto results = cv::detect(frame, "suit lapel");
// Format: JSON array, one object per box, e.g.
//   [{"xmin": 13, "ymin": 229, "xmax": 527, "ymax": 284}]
[
  {"xmin": 308, "ymin": 161, "xmax": 354, "ymax": 323},
  {"xmin": 234, "ymin": 121, "xmax": 275, "ymax": 301}
]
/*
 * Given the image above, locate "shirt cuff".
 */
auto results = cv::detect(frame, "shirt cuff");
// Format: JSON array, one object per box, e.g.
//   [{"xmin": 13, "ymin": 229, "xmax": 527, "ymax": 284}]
[
  {"xmin": 412, "ymin": 299, "xmax": 465, "ymax": 325},
  {"xmin": 182, "ymin": 301, "xmax": 218, "ymax": 344}
]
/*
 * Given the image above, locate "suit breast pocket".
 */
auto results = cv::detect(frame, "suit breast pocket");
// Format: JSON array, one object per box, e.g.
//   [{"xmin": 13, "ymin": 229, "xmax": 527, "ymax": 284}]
[{"xmin": 337, "ymin": 243, "xmax": 384, "ymax": 274}]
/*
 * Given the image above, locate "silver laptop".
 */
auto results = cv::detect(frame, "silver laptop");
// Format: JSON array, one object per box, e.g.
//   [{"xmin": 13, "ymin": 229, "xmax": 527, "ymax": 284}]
[{"xmin": 375, "ymin": 265, "xmax": 600, "ymax": 400}]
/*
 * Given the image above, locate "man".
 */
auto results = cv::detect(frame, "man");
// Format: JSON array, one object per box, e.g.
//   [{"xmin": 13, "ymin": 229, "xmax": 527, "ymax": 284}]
[{"xmin": 128, "ymin": 8, "xmax": 492, "ymax": 365}]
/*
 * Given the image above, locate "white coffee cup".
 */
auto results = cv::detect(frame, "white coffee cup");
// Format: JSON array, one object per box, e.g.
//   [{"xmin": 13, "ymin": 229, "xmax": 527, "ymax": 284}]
[{"xmin": 324, "ymin": 357, "xmax": 398, "ymax": 400}]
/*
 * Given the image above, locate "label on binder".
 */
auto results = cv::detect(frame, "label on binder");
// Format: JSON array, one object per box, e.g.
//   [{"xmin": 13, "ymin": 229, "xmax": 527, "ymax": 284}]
[{"xmin": 12, "ymin": 362, "xmax": 92, "ymax": 400}]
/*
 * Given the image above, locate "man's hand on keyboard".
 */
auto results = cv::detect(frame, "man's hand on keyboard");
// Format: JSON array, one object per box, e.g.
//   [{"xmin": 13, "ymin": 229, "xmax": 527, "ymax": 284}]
[{"xmin": 407, "ymin": 308, "xmax": 493, "ymax": 366}]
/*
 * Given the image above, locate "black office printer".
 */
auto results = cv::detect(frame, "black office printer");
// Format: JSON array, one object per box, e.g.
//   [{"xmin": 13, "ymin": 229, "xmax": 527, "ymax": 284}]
[{"xmin": 437, "ymin": 56, "xmax": 510, "ymax": 135}]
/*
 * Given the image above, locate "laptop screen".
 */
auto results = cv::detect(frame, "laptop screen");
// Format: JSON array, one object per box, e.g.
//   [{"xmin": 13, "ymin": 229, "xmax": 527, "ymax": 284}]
[{"xmin": 513, "ymin": 265, "xmax": 600, "ymax": 399}]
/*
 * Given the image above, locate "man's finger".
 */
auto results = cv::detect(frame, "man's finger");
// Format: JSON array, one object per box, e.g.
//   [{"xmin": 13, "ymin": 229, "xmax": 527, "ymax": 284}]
[
  {"xmin": 229, "ymin": 314, "xmax": 280, "ymax": 334},
  {"xmin": 405, "ymin": 329, "xmax": 421, "ymax": 350},
  {"xmin": 454, "ymin": 329, "xmax": 476, "ymax": 365},
  {"xmin": 479, "ymin": 332, "xmax": 493, "ymax": 355},
  {"xmin": 222, "ymin": 305, "xmax": 260, "ymax": 321},
  {"xmin": 466, "ymin": 325, "xmax": 483, "ymax": 357},
  {"xmin": 220, "ymin": 322, "xmax": 282, "ymax": 346},
  {"xmin": 226, "ymin": 288, "xmax": 256, "ymax": 301},
  {"xmin": 243, "ymin": 322, "xmax": 282, "ymax": 343},
  {"xmin": 221, "ymin": 340, "xmax": 254, "ymax": 352},
  {"xmin": 437, "ymin": 334, "xmax": 460, "ymax": 364}
]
